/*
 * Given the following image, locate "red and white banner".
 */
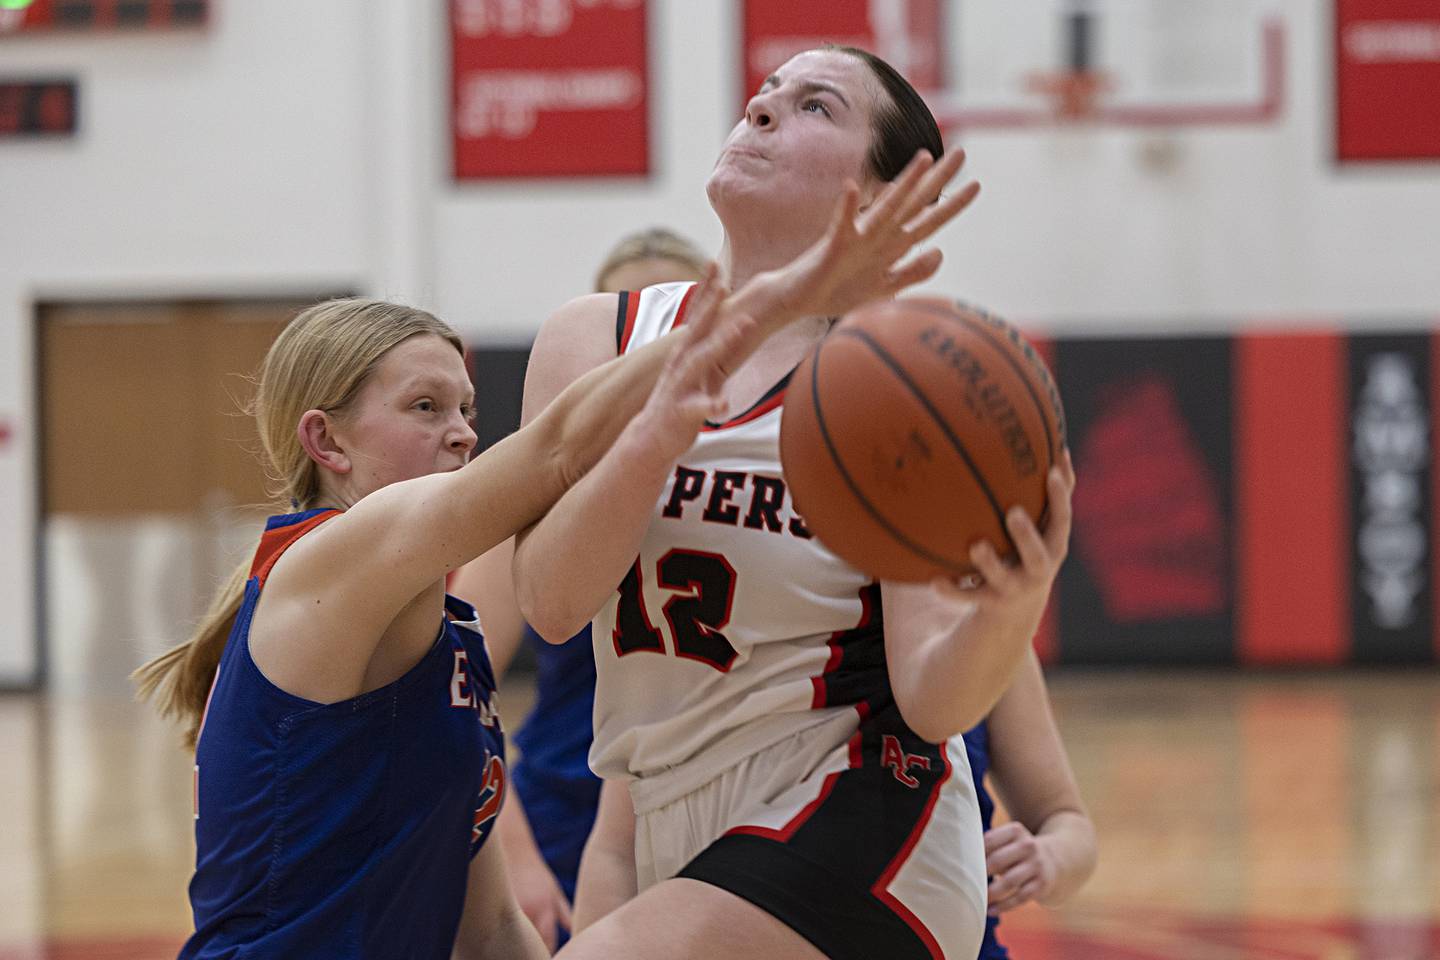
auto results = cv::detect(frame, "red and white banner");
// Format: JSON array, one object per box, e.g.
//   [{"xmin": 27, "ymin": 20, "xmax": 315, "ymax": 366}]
[
  {"xmin": 741, "ymin": 0, "xmax": 944, "ymax": 111},
  {"xmin": 1336, "ymin": 0, "xmax": 1440, "ymax": 161},
  {"xmin": 451, "ymin": 0, "xmax": 649, "ymax": 179}
]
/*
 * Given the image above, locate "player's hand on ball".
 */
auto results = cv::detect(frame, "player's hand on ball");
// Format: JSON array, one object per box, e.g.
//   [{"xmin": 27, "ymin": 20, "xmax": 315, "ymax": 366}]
[
  {"xmin": 932, "ymin": 451, "xmax": 1075, "ymax": 634},
  {"xmin": 984, "ymin": 821, "xmax": 1060, "ymax": 915},
  {"xmin": 757, "ymin": 148, "xmax": 980, "ymax": 327}
]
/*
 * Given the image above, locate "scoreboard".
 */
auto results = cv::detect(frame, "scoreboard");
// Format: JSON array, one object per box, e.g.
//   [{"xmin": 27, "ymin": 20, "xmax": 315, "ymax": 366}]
[
  {"xmin": 0, "ymin": 0, "xmax": 207, "ymax": 32},
  {"xmin": 0, "ymin": 79, "xmax": 76, "ymax": 135}
]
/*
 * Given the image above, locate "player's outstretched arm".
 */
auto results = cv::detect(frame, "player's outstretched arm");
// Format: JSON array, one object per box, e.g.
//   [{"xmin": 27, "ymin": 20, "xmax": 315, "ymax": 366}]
[
  {"xmin": 248, "ymin": 274, "xmax": 765, "ymax": 706},
  {"xmin": 982, "ymin": 649, "xmax": 1096, "ymax": 913},
  {"xmin": 514, "ymin": 152, "xmax": 981, "ymax": 642},
  {"xmin": 265, "ymin": 274, "xmax": 742, "ymax": 630}
]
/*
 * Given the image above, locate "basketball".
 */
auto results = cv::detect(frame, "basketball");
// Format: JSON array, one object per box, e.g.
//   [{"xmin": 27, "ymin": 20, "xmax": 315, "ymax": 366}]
[{"xmin": 780, "ymin": 298, "xmax": 1066, "ymax": 582}]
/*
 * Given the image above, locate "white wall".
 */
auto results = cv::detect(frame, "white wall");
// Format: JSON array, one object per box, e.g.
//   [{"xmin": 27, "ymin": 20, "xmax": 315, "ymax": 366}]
[
  {"xmin": 0, "ymin": 0, "xmax": 380, "ymax": 685},
  {"xmin": 2, "ymin": 0, "xmax": 1438, "ymax": 684}
]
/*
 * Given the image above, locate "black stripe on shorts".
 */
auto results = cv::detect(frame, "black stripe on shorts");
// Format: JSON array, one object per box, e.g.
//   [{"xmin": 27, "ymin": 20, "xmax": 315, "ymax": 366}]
[{"xmin": 678, "ymin": 704, "xmax": 952, "ymax": 960}]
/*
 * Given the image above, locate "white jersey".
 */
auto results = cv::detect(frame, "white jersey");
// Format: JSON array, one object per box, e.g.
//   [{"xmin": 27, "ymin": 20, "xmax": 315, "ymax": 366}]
[{"xmin": 591, "ymin": 281, "xmax": 888, "ymax": 809}]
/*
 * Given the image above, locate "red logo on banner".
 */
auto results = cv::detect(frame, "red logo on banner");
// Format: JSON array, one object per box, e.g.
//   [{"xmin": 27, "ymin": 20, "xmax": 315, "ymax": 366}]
[
  {"xmin": 1072, "ymin": 374, "xmax": 1229, "ymax": 624},
  {"xmin": 741, "ymin": 0, "xmax": 944, "ymax": 109},
  {"xmin": 450, "ymin": 0, "xmax": 649, "ymax": 178},
  {"xmin": 1336, "ymin": 0, "xmax": 1440, "ymax": 161}
]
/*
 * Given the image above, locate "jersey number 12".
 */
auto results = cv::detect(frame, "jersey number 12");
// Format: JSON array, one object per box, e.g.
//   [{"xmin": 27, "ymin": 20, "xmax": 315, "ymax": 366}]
[{"xmin": 613, "ymin": 549, "xmax": 738, "ymax": 672}]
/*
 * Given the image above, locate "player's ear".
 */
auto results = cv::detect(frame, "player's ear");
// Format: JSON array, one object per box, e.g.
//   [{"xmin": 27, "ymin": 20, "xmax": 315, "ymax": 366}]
[
  {"xmin": 854, "ymin": 176, "xmax": 886, "ymax": 215},
  {"xmin": 298, "ymin": 410, "xmax": 351, "ymax": 476}
]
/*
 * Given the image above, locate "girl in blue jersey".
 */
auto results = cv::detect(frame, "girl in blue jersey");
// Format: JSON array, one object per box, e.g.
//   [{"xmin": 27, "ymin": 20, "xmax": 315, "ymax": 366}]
[
  {"xmin": 451, "ymin": 228, "xmax": 710, "ymax": 952},
  {"xmin": 134, "ymin": 158, "xmax": 971, "ymax": 959}
]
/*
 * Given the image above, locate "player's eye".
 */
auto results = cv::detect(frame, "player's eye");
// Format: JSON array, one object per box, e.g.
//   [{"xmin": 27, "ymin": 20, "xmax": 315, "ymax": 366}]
[{"xmin": 801, "ymin": 98, "xmax": 830, "ymax": 117}]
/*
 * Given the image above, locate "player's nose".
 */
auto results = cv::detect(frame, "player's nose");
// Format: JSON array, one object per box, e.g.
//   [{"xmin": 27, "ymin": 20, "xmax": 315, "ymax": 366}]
[{"xmin": 744, "ymin": 91, "xmax": 777, "ymax": 130}]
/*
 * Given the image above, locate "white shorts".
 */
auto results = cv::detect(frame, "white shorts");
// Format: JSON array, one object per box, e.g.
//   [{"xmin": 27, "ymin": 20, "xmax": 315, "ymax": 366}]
[{"xmin": 630, "ymin": 703, "xmax": 987, "ymax": 960}]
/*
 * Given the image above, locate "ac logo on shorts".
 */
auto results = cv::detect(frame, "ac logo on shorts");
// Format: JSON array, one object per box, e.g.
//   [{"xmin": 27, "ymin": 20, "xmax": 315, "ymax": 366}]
[{"xmin": 881, "ymin": 734, "xmax": 931, "ymax": 788}]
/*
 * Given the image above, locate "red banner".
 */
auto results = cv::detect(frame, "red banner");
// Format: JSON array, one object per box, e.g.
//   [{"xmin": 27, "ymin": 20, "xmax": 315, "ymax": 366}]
[
  {"xmin": 1336, "ymin": 0, "xmax": 1440, "ymax": 161},
  {"xmin": 451, "ymin": 0, "xmax": 648, "ymax": 179},
  {"xmin": 741, "ymin": 0, "xmax": 944, "ymax": 110}
]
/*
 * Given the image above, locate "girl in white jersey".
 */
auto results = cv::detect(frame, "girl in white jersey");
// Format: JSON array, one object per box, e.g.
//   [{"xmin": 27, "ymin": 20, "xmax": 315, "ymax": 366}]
[{"xmin": 516, "ymin": 47, "xmax": 1074, "ymax": 960}]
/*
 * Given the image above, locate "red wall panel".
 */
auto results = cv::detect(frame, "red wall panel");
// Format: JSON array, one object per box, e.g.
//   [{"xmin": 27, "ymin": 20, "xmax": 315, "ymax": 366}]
[{"xmin": 1234, "ymin": 333, "xmax": 1350, "ymax": 664}]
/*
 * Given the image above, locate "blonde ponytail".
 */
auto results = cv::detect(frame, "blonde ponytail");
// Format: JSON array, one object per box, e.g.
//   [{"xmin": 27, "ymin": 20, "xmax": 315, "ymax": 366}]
[
  {"xmin": 133, "ymin": 557, "xmax": 252, "ymax": 747},
  {"xmin": 134, "ymin": 298, "xmax": 464, "ymax": 747}
]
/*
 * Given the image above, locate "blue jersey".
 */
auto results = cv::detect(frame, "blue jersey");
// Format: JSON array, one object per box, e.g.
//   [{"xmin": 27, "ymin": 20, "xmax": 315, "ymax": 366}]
[
  {"xmin": 963, "ymin": 721, "xmax": 1008, "ymax": 960},
  {"xmin": 181, "ymin": 509, "xmax": 507, "ymax": 960},
  {"xmin": 510, "ymin": 623, "xmax": 601, "ymax": 900}
]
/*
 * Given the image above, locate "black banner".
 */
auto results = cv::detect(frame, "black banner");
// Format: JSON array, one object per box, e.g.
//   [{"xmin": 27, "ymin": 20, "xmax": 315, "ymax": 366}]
[{"xmin": 1055, "ymin": 337, "xmax": 1235, "ymax": 664}]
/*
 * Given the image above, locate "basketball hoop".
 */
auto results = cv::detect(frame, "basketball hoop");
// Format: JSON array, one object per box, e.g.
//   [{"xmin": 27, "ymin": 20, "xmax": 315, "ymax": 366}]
[{"xmin": 1025, "ymin": 70, "xmax": 1113, "ymax": 121}]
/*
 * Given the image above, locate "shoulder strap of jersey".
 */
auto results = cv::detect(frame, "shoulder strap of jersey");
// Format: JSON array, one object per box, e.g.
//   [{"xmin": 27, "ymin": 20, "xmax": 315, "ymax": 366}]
[
  {"xmin": 249, "ymin": 509, "xmax": 342, "ymax": 588},
  {"xmin": 615, "ymin": 281, "xmax": 698, "ymax": 355}
]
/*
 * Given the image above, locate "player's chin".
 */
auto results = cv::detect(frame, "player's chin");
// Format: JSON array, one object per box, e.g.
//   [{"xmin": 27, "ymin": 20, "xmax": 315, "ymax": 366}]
[{"xmin": 706, "ymin": 167, "xmax": 773, "ymax": 210}]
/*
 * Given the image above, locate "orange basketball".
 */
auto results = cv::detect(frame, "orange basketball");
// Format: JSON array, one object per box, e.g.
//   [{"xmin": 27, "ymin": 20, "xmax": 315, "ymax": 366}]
[{"xmin": 780, "ymin": 298, "xmax": 1066, "ymax": 582}]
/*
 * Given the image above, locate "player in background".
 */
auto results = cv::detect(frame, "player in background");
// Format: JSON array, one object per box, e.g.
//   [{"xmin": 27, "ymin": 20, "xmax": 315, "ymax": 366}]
[
  {"xmin": 451, "ymin": 228, "xmax": 710, "ymax": 951},
  {"xmin": 132, "ymin": 167, "xmax": 956, "ymax": 960},
  {"xmin": 961, "ymin": 650, "xmax": 1098, "ymax": 958},
  {"xmin": 518, "ymin": 46, "xmax": 1070, "ymax": 960}
]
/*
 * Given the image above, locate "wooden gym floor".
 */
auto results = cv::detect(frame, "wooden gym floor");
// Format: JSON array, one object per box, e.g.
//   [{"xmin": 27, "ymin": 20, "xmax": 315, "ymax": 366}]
[{"xmin": 0, "ymin": 669, "xmax": 1436, "ymax": 959}]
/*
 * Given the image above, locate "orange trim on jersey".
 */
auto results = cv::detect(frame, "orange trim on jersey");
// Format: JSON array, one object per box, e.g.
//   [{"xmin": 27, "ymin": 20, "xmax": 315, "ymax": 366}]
[
  {"xmin": 617, "ymin": 290, "xmax": 644, "ymax": 354},
  {"xmin": 249, "ymin": 510, "xmax": 342, "ymax": 588},
  {"xmin": 195, "ymin": 509, "xmax": 341, "ymax": 768}
]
